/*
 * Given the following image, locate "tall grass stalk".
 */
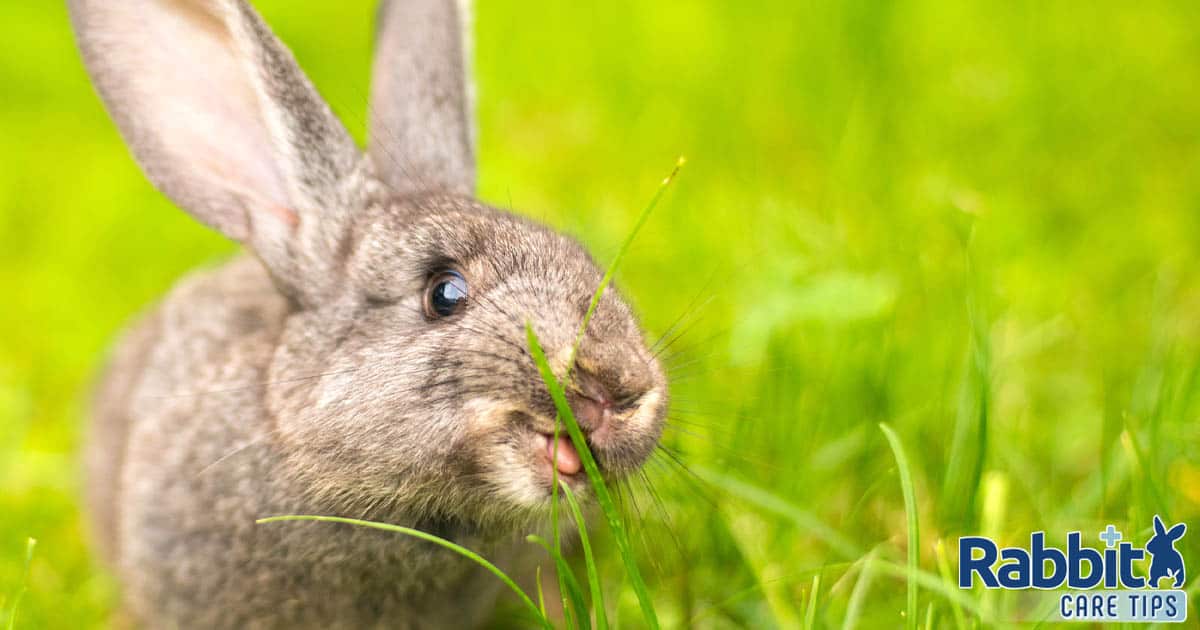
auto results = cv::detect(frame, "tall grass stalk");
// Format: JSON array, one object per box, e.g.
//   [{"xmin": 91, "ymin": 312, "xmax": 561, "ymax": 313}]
[
  {"xmin": 701, "ymin": 468, "xmax": 986, "ymax": 620},
  {"xmin": 4, "ymin": 538, "xmax": 36, "ymax": 630},
  {"xmin": 524, "ymin": 156, "xmax": 685, "ymax": 629},
  {"xmin": 566, "ymin": 156, "xmax": 686, "ymax": 373},
  {"xmin": 526, "ymin": 535, "xmax": 591, "ymax": 630},
  {"xmin": 803, "ymin": 574, "xmax": 821, "ymax": 630},
  {"xmin": 561, "ymin": 483, "xmax": 608, "ymax": 629},
  {"xmin": 879, "ymin": 423, "xmax": 919, "ymax": 630},
  {"xmin": 841, "ymin": 548, "xmax": 879, "ymax": 630},
  {"xmin": 934, "ymin": 539, "xmax": 969, "ymax": 630},
  {"xmin": 526, "ymin": 324, "xmax": 659, "ymax": 629}
]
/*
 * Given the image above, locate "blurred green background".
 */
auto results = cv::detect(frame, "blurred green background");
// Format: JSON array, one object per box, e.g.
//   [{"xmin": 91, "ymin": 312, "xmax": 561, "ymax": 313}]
[{"xmin": 3, "ymin": 0, "xmax": 1200, "ymax": 627}]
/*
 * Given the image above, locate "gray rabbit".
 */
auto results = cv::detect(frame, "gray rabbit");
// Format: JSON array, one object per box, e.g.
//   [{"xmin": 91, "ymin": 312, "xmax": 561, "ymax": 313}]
[{"xmin": 70, "ymin": 0, "xmax": 668, "ymax": 627}]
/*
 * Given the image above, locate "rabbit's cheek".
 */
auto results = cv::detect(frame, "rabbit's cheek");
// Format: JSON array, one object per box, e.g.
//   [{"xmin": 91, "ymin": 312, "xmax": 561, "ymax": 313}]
[
  {"xmin": 458, "ymin": 398, "xmax": 552, "ymax": 495},
  {"xmin": 456, "ymin": 399, "xmax": 595, "ymax": 505},
  {"xmin": 474, "ymin": 426, "xmax": 560, "ymax": 506},
  {"xmin": 461, "ymin": 397, "xmax": 520, "ymax": 434}
]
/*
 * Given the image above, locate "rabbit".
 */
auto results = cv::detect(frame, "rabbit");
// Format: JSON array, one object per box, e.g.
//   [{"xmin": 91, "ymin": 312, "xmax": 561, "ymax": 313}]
[
  {"xmin": 1147, "ymin": 515, "xmax": 1186, "ymax": 589},
  {"xmin": 69, "ymin": 0, "xmax": 669, "ymax": 627}
]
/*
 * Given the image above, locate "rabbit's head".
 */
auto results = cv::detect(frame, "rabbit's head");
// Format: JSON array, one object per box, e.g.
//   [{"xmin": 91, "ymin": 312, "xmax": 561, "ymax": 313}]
[
  {"xmin": 263, "ymin": 195, "xmax": 669, "ymax": 528},
  {"xmin": 1147, "ymin": 516, "xmax": 1186, "ymax": 556},
  {"xmin": 71, "ymin": 0, "xmax": 667, "ymax": 529}
]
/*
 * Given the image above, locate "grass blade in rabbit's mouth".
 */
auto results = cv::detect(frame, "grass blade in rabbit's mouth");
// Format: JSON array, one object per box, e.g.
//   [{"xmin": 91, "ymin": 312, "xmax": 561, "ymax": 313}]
[{"xmin": 497, "ymin": 380, "xmax": 665, "ymax": 503}]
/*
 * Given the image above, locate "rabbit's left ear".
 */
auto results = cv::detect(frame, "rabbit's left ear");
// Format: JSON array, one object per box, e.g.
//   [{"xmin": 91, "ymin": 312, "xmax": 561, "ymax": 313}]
[
  {"xmin": 1167, "ymin": 522, "xmax": 1186, "ymax": 540},
  {"xmin": 1154, "ymin": 515, "xmax": 1168, "ymax": 536},
  {"xmin": 368, "ymin": 0, "xmax": 475, "ymax": 195}
]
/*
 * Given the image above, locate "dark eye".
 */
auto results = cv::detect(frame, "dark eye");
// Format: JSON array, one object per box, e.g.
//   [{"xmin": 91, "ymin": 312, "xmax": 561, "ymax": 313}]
[{"xmin": 425, "ymin": 270, "xmax": 469, "ymax": 318}]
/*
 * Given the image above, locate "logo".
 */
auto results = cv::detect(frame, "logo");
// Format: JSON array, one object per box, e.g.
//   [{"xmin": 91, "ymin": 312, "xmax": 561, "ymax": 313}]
[
  {"xmin": 1148, "ymin": 516, "xmax": 1187, "ymax": 589},
  {"xmin": 958, "ymin": 516, "xmax": 1188, "ymax": 623}
]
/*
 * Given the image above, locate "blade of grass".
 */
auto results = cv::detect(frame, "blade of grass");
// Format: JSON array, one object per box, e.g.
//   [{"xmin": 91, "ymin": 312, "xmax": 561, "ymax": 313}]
[
  {"xmin": 535, "ymin": 566, "xmax": 547, "ymax": 620},
  {"xmin": 561, "ymin": 482, "xmax": 609, "ymax": 629},
  {"xmin": 688, "ymin": 570, "xmax": 827, "ymax": 627},
  {"xmin": 942, "ymin": 259, "xmax": 991, "ymax": 528},
  {"xmin": 978, "ymin": 470, "xmax": 1008, "ymax": 621},
  {"xmin": 566, "ymin": 156, "xmax": 685, "ymax": 373},
  {"xmin": 880, "ymin": 423, "xmax": 919, "ymax": 630},
  {"xmin": 934, "ymin": 540, "xmax": 969, "ymax": 630},
  {"xmin": 694, "ymin": 467, "xmax": 861, "ymax": 559},
  {"xmin": 256, "ymin": 516, "xmax": 552, "ymax": 630},
  {"xmin": 526, "ymin": 324, "xmax": 660, "ymax": 629},
  {"xmin": 803, "ymin": 573, "xmax": 821, "ymax": 630},
  {"xmin": 551, "ymin": 417, "xmax": 569, "ymax": 619},
  {"xmin": 527, "ymin": 535, "xmax": 592, "ymax": 630},
  {"xmin": 699, "ymin": 466, "xmax": 984, "ymax": 619},
  {"xmin": 1120, "ymin": 428, "xmax": 1172, "ymax": 521},
  {"xmin": 544, "ymin": 157, "xmax": 682, "ymax": 629},
  {"xmin": 841, "ymin": 547, "xmax": 879, "ymax": 630},
  {"xmin": 5, "ymin": 538, "xmax": 36, "ymax": 630}
]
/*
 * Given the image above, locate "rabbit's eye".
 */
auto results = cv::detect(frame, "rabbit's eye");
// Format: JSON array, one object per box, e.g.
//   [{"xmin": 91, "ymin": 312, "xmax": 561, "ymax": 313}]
[{"xmin": 425, "ymin": 270, "xmax": 469, "ymax": 318}]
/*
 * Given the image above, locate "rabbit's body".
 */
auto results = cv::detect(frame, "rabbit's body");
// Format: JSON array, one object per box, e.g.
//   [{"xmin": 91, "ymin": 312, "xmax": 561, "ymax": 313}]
[
  {"xmin": 72, "ymin": 0, "xmax": 669, "ymax": 625},
  {"xmin": 90, "ymin": 253, "xmax": 511, "ymax": 628}
]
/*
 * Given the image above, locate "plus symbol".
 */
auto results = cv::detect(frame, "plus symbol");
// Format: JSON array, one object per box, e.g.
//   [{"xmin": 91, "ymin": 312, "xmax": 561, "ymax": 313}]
[{"xmin": 1099, "ymin": 524, "xmax": 1123, "ymax": 548}]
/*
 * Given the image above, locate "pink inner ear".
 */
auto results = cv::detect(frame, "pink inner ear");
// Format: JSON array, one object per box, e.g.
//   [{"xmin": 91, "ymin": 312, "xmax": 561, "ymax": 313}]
[
  {"xmin": 267, "ymin": 204, "xmax": 299, "ymax": 228},
  {"xmin": 93, "ymin": 0, "xmax": 295, "ymax": 237},
  {"xmin": 153, "ymin": 21, "xmax": 292, "ymax": 212},
  {"xmin": 196, "ymin": 148, "xmax": 297, "ymax": 230}
]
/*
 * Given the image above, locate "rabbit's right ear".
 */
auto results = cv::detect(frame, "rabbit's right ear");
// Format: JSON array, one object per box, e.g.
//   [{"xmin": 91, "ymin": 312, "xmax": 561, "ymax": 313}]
[
  {"xmin": 1166, "ymin": 522, "xmax": 1186, "ymax": 540},
  {"xmin": 1154, "ymin": 515, "xmax": 1168, "ymax": 536},
  {"xmin": 69, "ymin": 0, "xmax": 361, "ymax": 303},
  {"xmin": 368, "ymin": 0, "xmax": 475, "ymax": 195}
]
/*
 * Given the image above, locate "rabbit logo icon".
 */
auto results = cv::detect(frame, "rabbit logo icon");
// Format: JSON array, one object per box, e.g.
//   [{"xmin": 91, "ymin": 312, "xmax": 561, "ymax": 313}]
[{"xmin": 1147, "ymin": 515, "xmax": 1187, "ymax": 590}]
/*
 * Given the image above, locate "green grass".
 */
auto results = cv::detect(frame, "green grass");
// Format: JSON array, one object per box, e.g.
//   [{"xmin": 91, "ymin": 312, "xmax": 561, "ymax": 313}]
[
  {"xmin": 562, "ymin": 484, "xmax": 608, "ymax": 629},
  {"xmin": 4, "ymin": 0, "xmax": 1200, "ymax": 627},
  {"xmin": 527, "ymin": 323, "xmax": 659, "ymax": 629},
  {"xmin": 879, "ymin": 423, "xmax": 918, "ymax": 630},
  {"xmin": 2, "ymin": 538, "xmax": 35, "ymax": 630}
]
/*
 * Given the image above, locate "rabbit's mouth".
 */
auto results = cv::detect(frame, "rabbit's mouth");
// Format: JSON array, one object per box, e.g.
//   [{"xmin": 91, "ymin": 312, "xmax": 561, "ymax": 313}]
[
  {"xmin": 533, "ymin": 431, "xmax": 584, "ymax": 478},
  {"xmin": 470, "ymin": 379, "xmax": 666, "ymax": 509},
  {"xmin": 511, "ymin": 384, "xmax": 666, "ymax": 494},
  {"xmin": 519, "ymin": 423, "xmax": 594, "ymax": 493}
]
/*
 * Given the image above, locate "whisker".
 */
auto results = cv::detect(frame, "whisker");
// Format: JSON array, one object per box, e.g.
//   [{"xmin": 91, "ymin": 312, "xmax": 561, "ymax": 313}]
[{"xmin": 195, "ymin": 436, "xmax": 268, "ymax": 477}]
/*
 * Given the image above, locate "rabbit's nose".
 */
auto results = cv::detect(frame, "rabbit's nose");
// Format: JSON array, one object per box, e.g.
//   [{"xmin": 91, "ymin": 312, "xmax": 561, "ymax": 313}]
[{"xmin": 568, "ymin": 369, "xmax": 619, "ymax": 435}]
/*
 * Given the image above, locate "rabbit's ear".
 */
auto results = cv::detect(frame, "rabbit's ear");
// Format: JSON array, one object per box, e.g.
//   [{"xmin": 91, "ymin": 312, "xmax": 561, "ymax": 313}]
[
  {"xmin": 1154, "ymin": 515, "xmax": 1168, "ymax": 536},
  {"xmin": 368, "ymin": 0, "xmax": 475, "ymax": 195},
  {"xmin": 70, "ymin": 0, "xmax": 360, "ymax": 302},
  {"xmin": 1167, "ymin": 522, "xmax": 1186, "ymax": 540}
]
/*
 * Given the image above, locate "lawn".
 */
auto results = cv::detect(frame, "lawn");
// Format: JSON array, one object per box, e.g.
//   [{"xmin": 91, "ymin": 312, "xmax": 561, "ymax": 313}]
[{"xmin": 2, "ymin": 0, "xmax": 1199, "ymax": 627}]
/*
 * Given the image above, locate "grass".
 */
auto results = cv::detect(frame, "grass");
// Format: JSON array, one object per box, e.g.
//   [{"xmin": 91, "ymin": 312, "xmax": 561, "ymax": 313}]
[
  {"xmin": 3, "ymin": 0, "xmax": 1200, "ymax": 627},
  {"xmin": 879, "ymin": 423, "xmax": 918, "ymax": 630},
  {"xmin": 2, "ymin": 538, "xmax": 34, "ymax": 630},
  {"xmin": 562, "ymin": 484, "xmax": 607, "ymax": 629},
  {"xmin": 527, "ymin": 322, "xmax": 660, "ymax": 629}
]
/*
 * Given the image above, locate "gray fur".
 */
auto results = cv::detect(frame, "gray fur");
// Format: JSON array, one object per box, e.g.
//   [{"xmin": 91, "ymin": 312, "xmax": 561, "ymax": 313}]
[{"xmin": 72, "ymin": 1, "xmax": 667, "ymax": 628}]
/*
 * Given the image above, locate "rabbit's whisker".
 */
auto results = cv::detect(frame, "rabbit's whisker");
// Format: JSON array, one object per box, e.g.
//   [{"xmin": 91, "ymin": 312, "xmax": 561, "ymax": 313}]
[{"xmin": 195, "ymin": 436, "xmax": 269, "ymax": 477}]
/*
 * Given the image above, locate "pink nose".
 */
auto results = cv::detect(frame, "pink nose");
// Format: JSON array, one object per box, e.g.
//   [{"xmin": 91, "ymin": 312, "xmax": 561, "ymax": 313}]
[
  {"xmin": 573, "ymin": 395, "xmax": 608, "ymax": 432},
  {"xmin": 569, "ymin": 371, "xmax": 613, "ymax": 433}
]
